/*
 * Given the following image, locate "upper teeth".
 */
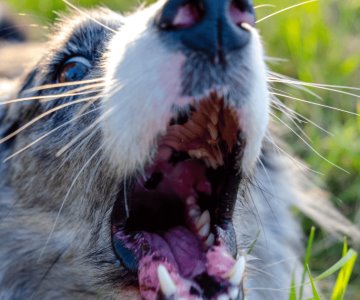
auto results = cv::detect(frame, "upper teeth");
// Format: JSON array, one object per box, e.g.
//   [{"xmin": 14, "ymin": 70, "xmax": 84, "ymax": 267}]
[
  {"xmin": 196, "ymin": 210, "xmax": 210, "ymax": 230},
  {"xmin": 157, "ymin": 265, "xmax": 177, "ymax": 297}
]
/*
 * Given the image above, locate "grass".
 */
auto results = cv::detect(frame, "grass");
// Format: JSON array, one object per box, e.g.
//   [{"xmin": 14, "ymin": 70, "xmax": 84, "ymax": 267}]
[
  {"xmin": 5, "ymin": 0, "xmax": 360, "ymax": 297},
  {"xmin": 291, "ymin": 228, "xmax": 358, "ymax": 300}
]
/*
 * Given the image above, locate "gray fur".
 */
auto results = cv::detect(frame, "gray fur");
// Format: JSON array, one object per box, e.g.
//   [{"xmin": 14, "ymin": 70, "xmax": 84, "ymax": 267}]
[{"xmin": 0, "ymin": 4, "xmax": 358, "ymax": 300}]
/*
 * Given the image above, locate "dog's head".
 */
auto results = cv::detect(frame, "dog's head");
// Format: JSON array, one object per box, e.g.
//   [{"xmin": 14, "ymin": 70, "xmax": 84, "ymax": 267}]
[{"xmin": 0, "ymin": 1, "xmax": 271, "ymax": 299}]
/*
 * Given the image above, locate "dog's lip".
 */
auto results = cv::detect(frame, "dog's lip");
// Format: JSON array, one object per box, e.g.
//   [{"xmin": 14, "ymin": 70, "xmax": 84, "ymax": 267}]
[{"xmin": 111, "ymin": 93, "xmax": 245, "ymax": 299}]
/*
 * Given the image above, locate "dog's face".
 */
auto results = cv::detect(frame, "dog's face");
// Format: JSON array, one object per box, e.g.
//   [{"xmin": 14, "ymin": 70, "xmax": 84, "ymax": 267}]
[{"xmin": 0, "ymin": 1, "xmax": 272, "ymax": 299}]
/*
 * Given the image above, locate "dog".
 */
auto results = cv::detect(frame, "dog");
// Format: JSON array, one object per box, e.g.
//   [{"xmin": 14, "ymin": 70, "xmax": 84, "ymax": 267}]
[{"xmin": 0, "ymin": 1, "xmax": 359, "ymax": 299}]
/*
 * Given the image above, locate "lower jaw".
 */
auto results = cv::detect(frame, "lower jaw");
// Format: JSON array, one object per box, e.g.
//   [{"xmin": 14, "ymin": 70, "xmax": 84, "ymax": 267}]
[{"xmin": 113, "ymin": 220, "xmax": 242, "ymax": 300}]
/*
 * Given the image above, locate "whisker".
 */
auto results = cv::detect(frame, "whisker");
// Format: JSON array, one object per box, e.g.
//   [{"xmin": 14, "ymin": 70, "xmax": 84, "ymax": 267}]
[
  {"xmin": 264, "ymin": 133, "xmax": 324, "ymax": 176},
  {"xmin": 268, "ymin": 77, "xmax": 360, "ymax": 98},
  {"xmin": 62, "ymin": 0, "xmax": 117, "ymax": 33},
  {"xmin": 56, "ymin": 108, "xmax": 112, "ymax": 157},
  {"xmin": 272, "ymin": 92, "xmax": 360, "ymax": 117},
  {"xmin": 254, "ymin": 4, "xmax": 276, "ymax": 10},
  {"xmin": 3, "ymin": 107, "xmax": 101, "ymax": 162},
  {"xmin": 269, "ymin": 72, "xmax": 360, "ymax": 92},
  {"xmin": 271, "ymin": 97, "xmax": 334, "ymax": 136},
  {"xmin": 270, "ymin": 103, "xmax": 312, "ymax": 143},
  {"xmin": 38, "ymin": 144, "xmax": 104, "ymax": 262},
  {"xmin": 270, "ymin": 112, "xmax": 349, "ymax": 173},
  {"xmin": 1, "ymin": 85, "xmax": 104, "ymax": 105},
  {"xmin": 0, "ymin": 96, "xmax": 99, "ymax": 145},
  {"xmin": 256, "ymin": 0, "xmax": 318, "ymax": 24},
  {"xmin": 24, "ymin": 78, "xmax": 105, "ymax": 93}
]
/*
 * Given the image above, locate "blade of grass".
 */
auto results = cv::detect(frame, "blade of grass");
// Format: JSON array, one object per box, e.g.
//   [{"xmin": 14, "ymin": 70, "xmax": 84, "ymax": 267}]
[
  {"xmin": 331, "ymin": 240, "xmax": 358, "ymax": 300},
  {"xmin": 306, "ymin": 265, "xmax": 320, "ymax": 300},
  {"xmin": 299, "ymin": 226, "xmax": 316, "ymax": 300},
  {"xmin": 331, "ymin": 239, "xmax": 348, "ymax": 300},
  {"xmin": 315, "ymin": 249, "xmax": 358, "ymax": 281},
  {"xmin": 290, "ymin": 272, "xmax": 297, "ymax": 300}
]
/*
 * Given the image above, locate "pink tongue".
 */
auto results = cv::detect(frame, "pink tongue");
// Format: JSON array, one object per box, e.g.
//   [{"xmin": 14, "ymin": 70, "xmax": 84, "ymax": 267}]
[{"xmin": 138, "ymin": 227, "xmax": 206, "ymax": 300}]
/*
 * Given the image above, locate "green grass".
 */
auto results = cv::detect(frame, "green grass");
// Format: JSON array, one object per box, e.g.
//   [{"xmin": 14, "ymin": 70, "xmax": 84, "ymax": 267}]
[
  {"xmin": 291, "ymin": 229, "xmax": 358, "ymax": 300},
  {"xmin": 5, "ymin": 0, "xmax": 360, "ymax": 297}
]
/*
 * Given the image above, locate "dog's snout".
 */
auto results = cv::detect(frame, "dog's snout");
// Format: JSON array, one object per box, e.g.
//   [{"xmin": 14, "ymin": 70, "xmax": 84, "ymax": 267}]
[{"xmin": 157, "ymin": 0, "xmax": 255, "ymax": 61}]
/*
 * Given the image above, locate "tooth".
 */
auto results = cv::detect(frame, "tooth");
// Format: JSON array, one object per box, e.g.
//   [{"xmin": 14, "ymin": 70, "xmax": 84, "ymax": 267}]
[
  {"xmin": 205, "ymin": 233, "xmax": 215, "ymax": 247},
  {"xmin": 207, "ymin": 123, "xmax": 218, "ymax": 140},
  {"xmin": 157, "ymin": 265, "xmax": 177, "ymax": 297},
  {"xmin": 196, "ymin": 210, "xmax": 210, "ymax": 230},
  {"xmin": 188, "ymin": 150, "xmax": 198, "ymax": 159},
  {"xmin": 228, "ymin": 256, "xmax": 246, "ymax": 286},
  {"xmin": 209, "ymin": 157, "xmax": 218, "ymax": 169},
  {"xmin": 229, "ymin": 287, "xmax": 239, "ymax": 300},
  {"xmin": 198, "ymin": 222, "xmax": 210, "ymax": 238},
  {"xmin": 218, "ymin": 295, "xmax": 230, "ymax": 300}
]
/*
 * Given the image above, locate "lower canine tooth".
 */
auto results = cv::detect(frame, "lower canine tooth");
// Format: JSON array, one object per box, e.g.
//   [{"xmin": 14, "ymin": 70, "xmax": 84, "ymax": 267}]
[
  {"xmin": 205, "ymin": 233, "xmax": 215, "ymax": 247},
  {"xmin": 157, "ymin": 265, "xmax": 177, "ymax": 297},
  {"xmin": 198, "ymin": 222, "xmax": 210, "ymax": 238},
  {"xmin": 229, "ymin": 287, "xmax": 239, "ymax": 300},
  {"xmin": 227, "ymin": 256, "xmax": 246, "ymax": 286},
  {"xmin": 218, "ymin": 295, "xmax": 230, "ymax": 300},
  {"xmin": 196, "ymin": 210, "xmax": 210, "ymax": 230}
]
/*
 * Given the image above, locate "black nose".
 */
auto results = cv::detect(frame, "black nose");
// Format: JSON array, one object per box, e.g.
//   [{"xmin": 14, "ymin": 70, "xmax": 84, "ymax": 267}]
[{"xmin": 157, "ymin": 0, "xmax": 255, "ymax": 62}]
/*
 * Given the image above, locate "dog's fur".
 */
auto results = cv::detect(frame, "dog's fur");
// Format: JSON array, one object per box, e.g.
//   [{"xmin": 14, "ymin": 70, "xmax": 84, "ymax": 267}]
[{"xmin": 0, "ymin": 2, "xmax": 359, "ymax": 300}]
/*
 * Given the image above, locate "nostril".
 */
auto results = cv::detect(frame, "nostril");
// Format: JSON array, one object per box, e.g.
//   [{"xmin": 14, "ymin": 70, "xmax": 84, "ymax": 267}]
[
  {"xmin": 229, "ymin": 1, "xmax": 255, "ymax": 27},
  {"xmin": 158, "ymin": 0, "xmax": 204, "ymax": 30}
]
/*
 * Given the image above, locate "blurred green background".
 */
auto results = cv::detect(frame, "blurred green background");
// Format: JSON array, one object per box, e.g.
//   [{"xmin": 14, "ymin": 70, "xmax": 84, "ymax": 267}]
[{"xmin": 4, "ymin": 0, "xmax": 360, "ymax": 298}]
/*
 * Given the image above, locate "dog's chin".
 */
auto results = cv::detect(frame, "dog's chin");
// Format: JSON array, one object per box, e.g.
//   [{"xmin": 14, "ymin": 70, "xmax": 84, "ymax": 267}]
[{"xmin": 110, "ymin": 92, "xmax": 248, "ymax": 300}]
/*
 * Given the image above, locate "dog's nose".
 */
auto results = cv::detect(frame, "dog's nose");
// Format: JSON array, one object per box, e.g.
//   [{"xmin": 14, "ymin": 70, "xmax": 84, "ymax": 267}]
[{"xmin": 157, "ymin": 0, "xmax": 255, "ymax": 61}]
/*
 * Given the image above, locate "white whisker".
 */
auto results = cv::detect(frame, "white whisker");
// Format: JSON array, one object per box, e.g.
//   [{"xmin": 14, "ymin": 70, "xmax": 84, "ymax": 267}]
[
  {"xmin": 270, "ymin": 112, "xmax": 349, "ymax": 173},
  {"xmin": 256, "ymin": 0, "xmax": 318, "ymax": 24},
  {"xmin": 37, "ymin": 145, "xmax": 104, "ymax": 262},
  {"xmin": 3, "ymin": 107, "xmax": 101, "ymax": 162}
]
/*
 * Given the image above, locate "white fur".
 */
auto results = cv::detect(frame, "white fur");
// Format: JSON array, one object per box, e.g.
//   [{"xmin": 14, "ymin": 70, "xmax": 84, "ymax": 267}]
[
  {"xmin": 103, "ymin": 4, "xmax": 186, "ymax": 176},
  {"xmin": 103, "ymin": 6, "xmax": 269, "ymax": 178}
]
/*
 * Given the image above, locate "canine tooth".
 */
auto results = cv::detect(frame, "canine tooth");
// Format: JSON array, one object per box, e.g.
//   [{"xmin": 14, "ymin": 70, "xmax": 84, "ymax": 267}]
[
  {"xmin": 218, "ymin": 295, "xmax": 230, "ymax": 300},
  {"xmin": 205, "ymin": 233, "xmax": 215, "ymax": 247},
  {"xmin": 228, "ymin": 256, "xmax": 246, "ymax": 286},
  {"xmin": 229, "ymin": 287, "xmax": 239, "ymax": 300},
  {"xmin": 207, "ymin": 123, "xmax": 218, "ymax": 140},
  {"xmin": 196, "ymin": 210, "xmax": 210, "ymax": 230},
  {"xmin": 157, "ymin": 265, "xmax": 177, "ymax": 297},
  {"xmin": 198, "ymin": 222, "xmax": 210, "ymax": 238}
]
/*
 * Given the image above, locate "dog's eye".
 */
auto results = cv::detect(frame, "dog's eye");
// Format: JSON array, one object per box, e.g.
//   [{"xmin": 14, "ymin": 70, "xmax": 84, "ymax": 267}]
[{"xmin": 57, "ymin": 57, "xmax": 91, "ymax": 83}]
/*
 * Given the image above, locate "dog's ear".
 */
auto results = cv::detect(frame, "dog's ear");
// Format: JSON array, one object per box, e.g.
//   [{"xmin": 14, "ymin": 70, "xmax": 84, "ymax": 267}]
[{"xmin": 0, "ymin": 4, "xmax": 27, "ymax": 43}]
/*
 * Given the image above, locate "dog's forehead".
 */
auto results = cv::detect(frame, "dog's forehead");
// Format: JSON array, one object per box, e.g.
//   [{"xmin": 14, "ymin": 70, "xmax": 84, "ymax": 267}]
[{"xmin": 47, "ymin": 10, "xmax": 123, "ymax": 60}]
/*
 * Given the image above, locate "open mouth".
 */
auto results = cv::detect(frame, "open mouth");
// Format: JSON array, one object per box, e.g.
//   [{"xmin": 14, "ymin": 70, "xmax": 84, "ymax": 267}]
[{"xmin": 111, "ymin": 93, "xmax": 246, "ymax": 300}]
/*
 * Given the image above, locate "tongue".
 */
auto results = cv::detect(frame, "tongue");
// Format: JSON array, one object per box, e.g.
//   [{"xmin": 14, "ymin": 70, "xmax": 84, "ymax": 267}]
[{"xmin": 138, "ymin": 227, "xmax": 206, "ymax": 299}]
